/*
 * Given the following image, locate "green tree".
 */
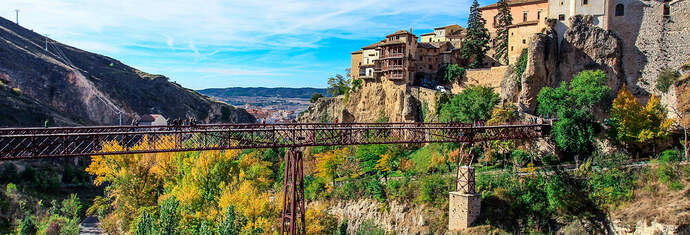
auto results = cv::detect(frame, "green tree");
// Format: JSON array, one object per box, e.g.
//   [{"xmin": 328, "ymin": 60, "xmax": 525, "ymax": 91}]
[
  {"xmin": 157, "ymin": 198, "xmax": 179, "ymax": 235},
  {"xmin": 462, "ymin": 0, "xmax": 491, "ymax": 68},
  {"xmin": 19, "ymin": 216, "xmax": 37, "ymax": 235},
  {"xmin": 327, "ymin": 74, "xmax": 350, "ymax": 96},
  {"xmin": 493, "ymin": 0, "xmax": 513, "ymax": 64},
  {"xmin": 441, "ymin": 64, "xmax": 466, "ymax": 84},
  {"xmin": 310, "ymin": 93, "xmax": 324, "ymax": 103},
  {"xmin": 537, "ymin": 70, "xmax": 610, "ymax": 156},
  {"xmin": 439, "ymin": 86, "xmax": 500, "ymax": 123},
  {"xmin": 218, "ymin": 205, "xmax": 246, "ymax": 235}
]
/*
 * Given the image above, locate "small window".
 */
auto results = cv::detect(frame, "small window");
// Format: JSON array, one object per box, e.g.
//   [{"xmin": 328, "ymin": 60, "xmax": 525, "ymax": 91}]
[
  {"xmin": 559, "ymin": 14, "xmax": 566, "ymax": 21},
  {"xmin": 522, "ymin": 39, "xmax": 526, "ymax": 44},
  {"xmin": 511, "ymin": 46, "xmax": 514, "ymax": 51},
  {"xmin": 523, "ymin": 11, "xmax": 528, "ymax": 22},
  {"xmin": 582, "ymin": 0, "xmax": 588, "ymax": 5},
  {"xmin": 615, "ymin": 4, "xmax": 624, "ymax": 16},
  {"xmin": 537, "ymin": 9, "xmax": 542, "ymax": 20},
  {"xmin": 663, "ymin": 4, "xmax": 670, "ymax": 17}
]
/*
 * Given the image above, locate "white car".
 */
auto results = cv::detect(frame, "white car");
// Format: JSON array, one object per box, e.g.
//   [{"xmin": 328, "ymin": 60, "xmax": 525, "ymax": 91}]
[{"xmin": 435, "ymin": 85, "xmax": 448, "ymax": 93}]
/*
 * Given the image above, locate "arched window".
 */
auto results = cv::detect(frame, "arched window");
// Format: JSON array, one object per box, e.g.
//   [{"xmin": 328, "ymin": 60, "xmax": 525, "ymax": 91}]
[
  {"xmin": 615, "ymin": 4, "xmax": 624, "ymax": 16},
  {"xmin": 663, "ymin": 4, "xmax": 670, "ymax": 17}
]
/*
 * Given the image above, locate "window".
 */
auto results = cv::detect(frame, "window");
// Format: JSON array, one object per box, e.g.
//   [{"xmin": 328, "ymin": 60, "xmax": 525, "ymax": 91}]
[
  {"xmin": 537, "ymin": 9, "xmax": 542, "ymax": 20},
  {"xmin": 522, "ymin": 39, "xmax": 526, "ymax": 44},
  {"xmin": 615, "ymin": 4, "xmax": 624, "ymax": 16},
  {"xmin": 523, "ymin": 11, "xmax": 528, "ymax": 22},
  {"xmin": 663, "ymin": 4, "xmax": 670, "ymax": 17},
  {"xmin": 582, "ymin": 0, "xmax": 588, "ymax": 5},
  {"xmin": 511, "ymin": 46, "xmax": 514, "ymax": 51},
  {"xmin": 559, "ymin": 14, "xmax": 566, "ymax": 21}
]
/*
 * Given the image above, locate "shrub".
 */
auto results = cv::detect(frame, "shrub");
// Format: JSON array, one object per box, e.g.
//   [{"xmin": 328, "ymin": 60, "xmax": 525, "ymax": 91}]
[
  {"xmin": 588, "ymin": 167, "xmax": 635, "ymax": 207},
  {"xmin": 656, "ymin": 68, "xmax": 680, "ymax": 93},
  {"xmin": 309, "ymin": 93, "xmax": 324, "ymax": 103},
  {"xmin": 656, "ymin": 161, "xmax": 683, "ymax": 190},
  {"xmin": 418, "ymin": 175, "xmax": 449, "ymax": 208},
  {"xmin": 304, "ymin": 176, "xmax": 327, "ymax": 200},
  {"xmin": 512, "ymin": 150, "xmax": 530, "ymax": 167},
  {"xmin": 357, "ymin": 219, "xmax": 385, "ymax": 235},
  {"xmin": 659, "ymin": 150, "xmax": 681, "ymax": 162},
  {"xmin": 6, "ymin": 183, "xmax": 17, "ymax": 195},
  {"xmin": 365, "ymin": 177, "xmax": 385, "ymax": 202},
  {"xmin": 515, "ymin": 48, "xmax": 528, "ymax": 89},
  {"xmin": 19, "ymin": 216, "xmax": 37, "ymax": 235}
]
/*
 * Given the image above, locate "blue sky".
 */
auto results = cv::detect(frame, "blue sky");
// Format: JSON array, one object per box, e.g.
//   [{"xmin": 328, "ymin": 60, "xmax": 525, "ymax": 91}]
[{"xmin": 2, "ymin": 0, "xmax": 493, "ymax": 89}]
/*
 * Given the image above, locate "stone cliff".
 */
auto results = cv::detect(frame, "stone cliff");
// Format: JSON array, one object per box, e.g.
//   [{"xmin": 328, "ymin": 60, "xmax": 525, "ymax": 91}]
[
  {"xmin": 517, "ymin": 16, "xmax": 623, "ymax": 115},
  {"xmin": 300, "ymin": 80, "xmax": 439, "ymax": 123},
  {"xmin": 0, "ymin": 16, "xmax": 254, "ymax": 127}
]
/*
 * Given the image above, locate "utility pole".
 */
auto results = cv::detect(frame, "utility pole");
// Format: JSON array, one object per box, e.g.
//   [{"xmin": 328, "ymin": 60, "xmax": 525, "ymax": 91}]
[{"xmin": 14, "ymin": 9, "xmax": 19, "ymax": 25}]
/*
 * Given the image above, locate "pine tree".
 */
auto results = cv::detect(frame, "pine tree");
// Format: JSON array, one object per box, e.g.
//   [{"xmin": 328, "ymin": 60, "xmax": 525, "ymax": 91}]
[
  {"xmin": 462, "ymin": 0, "xmax": 491, "ymax": 68},
  {"xmin": 494, "ymin": 0, "xmax": 512, "ymax": 64}
]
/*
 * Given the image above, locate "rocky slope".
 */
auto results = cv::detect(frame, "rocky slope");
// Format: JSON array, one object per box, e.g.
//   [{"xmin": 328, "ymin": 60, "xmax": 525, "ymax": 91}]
[{"xmin": 0, "ymin": 16, "xmax": 254, "ymax": 127}]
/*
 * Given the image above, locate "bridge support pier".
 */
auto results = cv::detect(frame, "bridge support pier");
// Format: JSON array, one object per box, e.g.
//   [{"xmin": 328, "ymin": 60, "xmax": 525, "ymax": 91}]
[
  {"xmin": 280, "ymin": 148, "xmax": 305, "ymax": 235},
  {"xmin": 449, "ymin": 166, "xmax": 480, "ymax": 231}
]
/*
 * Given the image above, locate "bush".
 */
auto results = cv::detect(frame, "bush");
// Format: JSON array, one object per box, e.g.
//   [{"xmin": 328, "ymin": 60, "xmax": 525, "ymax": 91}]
[
  {"xmin": 6, "ymin": 183, "xmax": 17, "ymax": 195},
  {"xmin": 418, "ymin": 175, "xmax": 450, "ymax": 208},
  {"xmin": 512, "ymin": 150, "xmax": 530, "ymax": 167},
  {"xmin": 310, "ymin": 93, "xmax": 324, "ymax": 103},
  {"xmin": 656, "ymin": 161, "xmax": 683, "ymax": 191},
  {"xmin": 515, "ymin": 48, "xmax": 528, "ymax": 89},
  {"xmin": 656, "ymin": 68, "xmax": 680, "ymax": 93},
  {"xmin": 19, "ymin": 216, "xmax": 37, "ymax": 235},
  {"xmin": 588, "ymin": 167, "xmax": 635, "ymax": 207},
  {"xmin": 357, "ymin": 219, "xmax": 385, "ymax": 235},
  {"xmin": 659, "ymin": 150, "xmax": 681, "ymax": 162},
  {"xmin": 305, "ymin": 176, "xmax": 327, "ymax": 200},
  {"xmin": 365, "ymin": 177, "xmax": 385, "ymax": 202}
]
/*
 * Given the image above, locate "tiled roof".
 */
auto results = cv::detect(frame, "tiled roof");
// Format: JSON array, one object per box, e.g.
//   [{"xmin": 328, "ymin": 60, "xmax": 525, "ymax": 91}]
[
  {"xmin": 420, "ymin": 32, "xmax": 435, "ymax": 36},
  {"xmin": 362, "ymin": 42, "xmax": 381, "ymax": 49},
  {"xmin": 378, "ymin": 40, "xmax": 405, "ymax": 46},
  {"xmin": 434, "ymin": 24, "xmax": 464, "ymax": 30},
  {"xmin": 386, "ymin": 30, "xmax": 416, "ymax": 37},
  {"xmin": 478, "ymin": 0, "xmax": 547, "ymax": 10},
  {"xmin": 351, "ymin": 50, "xmax": 363, "ymax": 54}
]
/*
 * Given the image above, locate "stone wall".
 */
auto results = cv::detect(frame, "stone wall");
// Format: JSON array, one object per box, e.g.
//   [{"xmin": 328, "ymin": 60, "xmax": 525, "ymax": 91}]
[
  {"xmin": 609, "ymin": 0, "xmax": 690, "ymax": 116},
  {"xmin": 451, "ymin": 66, "xmax": 508, "ymax": 94}
]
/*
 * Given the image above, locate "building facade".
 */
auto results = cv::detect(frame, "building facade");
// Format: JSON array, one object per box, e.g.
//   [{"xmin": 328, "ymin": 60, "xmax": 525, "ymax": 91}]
[
  {"xmin": 375, "ymin": 30, "xmax": 418, "ymax": 84},
  {"xmin": 351, "ymin": 50, "xmax": 362, "ymax": 80},
  {"xmin": 420, "ymin": 24, "xmax": 466, "ymax": 43},
  {"xmin": 480, "ymin": 0, "xmax": 549, "ymax": 64},
  {"xmin": 549, "ymin": 0, "xmax": 610, "ymax": 42}
]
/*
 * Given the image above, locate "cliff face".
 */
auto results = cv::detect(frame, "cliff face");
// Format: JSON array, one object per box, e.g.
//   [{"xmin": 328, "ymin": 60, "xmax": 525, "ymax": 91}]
[
  {"xmin": 299, "ymin": 80, "xmax": 439, "ymax": 123},
  {"xmin": 0, "ymin": 16, "xmax": 254, "ymax": 127}
]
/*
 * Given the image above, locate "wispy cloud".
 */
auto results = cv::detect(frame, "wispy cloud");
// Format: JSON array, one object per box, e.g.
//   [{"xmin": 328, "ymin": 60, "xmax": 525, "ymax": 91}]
[{"xmin": 2, "ymin": 0, "xmax": 492, "ymax": 88}]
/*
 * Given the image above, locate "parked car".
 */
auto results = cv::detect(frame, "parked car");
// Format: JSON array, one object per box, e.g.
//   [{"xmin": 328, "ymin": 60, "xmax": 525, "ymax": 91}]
[{"xmin": 436, "ymin": 85, "xmax": 448, "ymax": 93}]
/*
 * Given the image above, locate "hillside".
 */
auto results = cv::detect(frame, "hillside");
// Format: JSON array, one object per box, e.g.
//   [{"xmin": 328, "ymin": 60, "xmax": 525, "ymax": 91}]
[
  {"xmin": 0, "ymin": 16, "xmax": 255, "ymax": 127},
  {"xmin": 197, "ymin": 87, "xmax": 328, "ymax": 99}
]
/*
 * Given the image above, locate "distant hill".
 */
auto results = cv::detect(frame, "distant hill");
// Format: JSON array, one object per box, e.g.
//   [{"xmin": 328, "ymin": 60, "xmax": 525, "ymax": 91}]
[
  {"xmin": 197, "ymin": 87, "xmax": 328, "ymax": 99},
  {"xmin": 0, "ymin": 16, "xmax": 255, "ymax": 127}
]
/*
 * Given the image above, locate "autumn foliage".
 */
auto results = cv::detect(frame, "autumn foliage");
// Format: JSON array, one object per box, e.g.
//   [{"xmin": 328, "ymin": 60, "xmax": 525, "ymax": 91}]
[{"xmin": 610, "ymin": 86, "xmax": 673, "ymax": 149}]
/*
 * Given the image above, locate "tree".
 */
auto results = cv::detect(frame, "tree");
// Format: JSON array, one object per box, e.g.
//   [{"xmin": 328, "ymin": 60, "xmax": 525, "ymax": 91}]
[
  {"xmin": 327, "ymin": 74, "xmax": 350, "ymax": 96},
  {"xmin": 315, "ymin": 148, "xmax": 348, "ymax": 188},
  {"xmin": 610, "ymin": 86, "xmax": 673, "ymax": 151},
  {"xmin": 310, "ymin": 93, "xmax": 324, "ymax": 103},
  {"xmin": 537, "ymin": 70, "xmax": 610, "ymax": 157},
  {"xmin": 494, "ymin": 0, "xmax": 513, "ymax": 64},
  {"xmin": 441, "ymin": 64, "xmax": 466, "ymax": 84},
  {"xmin": 487, "ymin": 103, "xmax": 519, "ymax": 125},
  {"xmin": 439, "ymin": 85, "xmax": 500, "ymax": 123},
  {"xmin": 462, "ymin": 0, "xmax": 491, "ymax": 68}
]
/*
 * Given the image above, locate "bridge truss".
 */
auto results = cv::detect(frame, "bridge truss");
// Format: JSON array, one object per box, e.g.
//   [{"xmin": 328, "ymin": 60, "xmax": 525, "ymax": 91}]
[{"xmin": 0, "ymin": 122, "xmax": 550, "ymax": 234}]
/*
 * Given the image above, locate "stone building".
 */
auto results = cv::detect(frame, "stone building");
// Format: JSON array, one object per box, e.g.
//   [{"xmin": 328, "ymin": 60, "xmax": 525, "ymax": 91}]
[
  {"xmin": 350, "ymin": 50, "xmax": 363, "ymax": 80},
  {"xmin": 479, "ymin": 0, "xmax": 549, "ymax": 64},
  {"xmin": 420, "ymin": 24, "xmax": 466, "ymax": 43},
  {"xmin": 549, "ymin": 0, "xmax": 612, "ymax": 43},
  {"xmin": 375, "ymin": 30, "xmax": 419, "ymax": 84},
  {"xmin": 360, "ymin": 42, "xmax": 380, "ymax": 80}
]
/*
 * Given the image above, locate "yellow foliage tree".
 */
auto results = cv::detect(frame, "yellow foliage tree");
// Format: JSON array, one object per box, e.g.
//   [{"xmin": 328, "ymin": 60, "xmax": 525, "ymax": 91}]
[
  {"xmin": 314, "ymin": 148, "xmax": 348, "ymax": 189},
  {"xmin": 611, "ymin": 86, "xmax": 673, "ymax": 150},
  {"xmin": 305, "ymin": 203, "xmax": 338, "ymax": 234}
]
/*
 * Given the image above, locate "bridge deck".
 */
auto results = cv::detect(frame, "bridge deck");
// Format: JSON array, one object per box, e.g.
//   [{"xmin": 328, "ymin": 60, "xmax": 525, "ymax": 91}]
[{"xmin": 0, "ymin": 122, "xmax": 550, "ymax": 160}]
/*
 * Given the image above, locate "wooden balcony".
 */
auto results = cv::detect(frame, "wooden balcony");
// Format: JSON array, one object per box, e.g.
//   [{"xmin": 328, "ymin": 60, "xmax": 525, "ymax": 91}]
[
  {"xmin": 382, "ymin": 65, "xmax": 404, "ymax": 71},
  {"xmin": 380, "ymin": 53, "xmax": 404, "ymax": 59}
]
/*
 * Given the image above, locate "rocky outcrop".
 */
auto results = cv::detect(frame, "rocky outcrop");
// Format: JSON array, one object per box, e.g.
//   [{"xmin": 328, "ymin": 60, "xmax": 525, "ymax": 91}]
[
  {"xmin": 300, "ymin": 80, "xmax": 440, "ymax": 123},
  {"xmin": 297, "ymin": 96, "xmax": 345, "ymax": 123},
  {"xmin": 559, "ymin": 15, "xmax": 624, "ymax": 97},
  {"xmin": 516, "ymin": 16, "xmax": 623, "ymax": 114},
  {"xmin": 518, "ymin": 19, "xmax": 559, "ymax": 113},
  {"xmin": 327, "ymin": 199, "xmax": 441, "ymax": 234},
  {"xmin": 499, "ymin": 66, "xmax": 519, "ymax": 104},
  {"xmin": 0, "ymin": 16, "xmax": 254, "ymax": 127}
]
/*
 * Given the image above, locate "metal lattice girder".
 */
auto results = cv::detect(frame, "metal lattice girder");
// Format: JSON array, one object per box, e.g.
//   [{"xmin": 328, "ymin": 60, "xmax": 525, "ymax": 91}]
[{"xmin": 0, "ymin": 123, "xmax": 550, "ymax": 160}]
